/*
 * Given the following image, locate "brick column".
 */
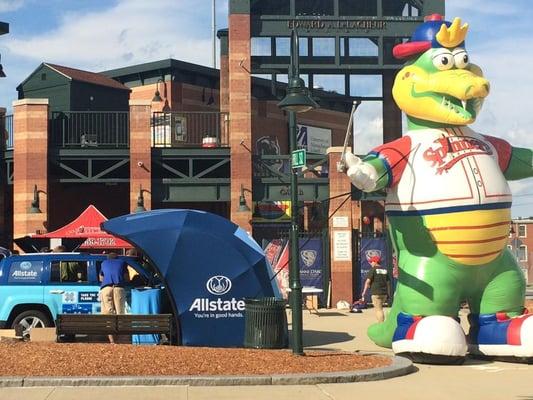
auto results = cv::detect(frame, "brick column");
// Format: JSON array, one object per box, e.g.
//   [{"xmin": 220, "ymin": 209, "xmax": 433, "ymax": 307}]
[
  {"xmin": 129, "ymin": 100, "xmax": 152, "ymax": 213},
  {"xmin": 13, "ymin": 99, "xmax": 49, "ymax": 243},
  {"xmin": 228, "ymin": 3, "xmax": 252, "ymax": 231},
  {"xmin": 327, "ymin": 147, "xmax": 355, "ymax": 306},
  {"xmin": 217, "ymin": 29, "xmax": 229, "ymax": 113}
]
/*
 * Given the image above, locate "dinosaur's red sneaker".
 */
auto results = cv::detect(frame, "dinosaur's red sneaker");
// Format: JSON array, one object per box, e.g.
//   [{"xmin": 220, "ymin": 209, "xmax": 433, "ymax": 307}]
[
  {"xmin": 392, "ymin": 313, "xmax": 467, "ymax": 364},
  {"xmin": 468, "ymin": 312, "xmax": 533, "ymax": 362}
]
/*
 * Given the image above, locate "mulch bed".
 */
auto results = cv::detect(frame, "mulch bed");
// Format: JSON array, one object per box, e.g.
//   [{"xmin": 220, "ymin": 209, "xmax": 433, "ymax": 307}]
[{"xmin": 0, "ymin": 342, "xmax": 390, "ymax": 376}]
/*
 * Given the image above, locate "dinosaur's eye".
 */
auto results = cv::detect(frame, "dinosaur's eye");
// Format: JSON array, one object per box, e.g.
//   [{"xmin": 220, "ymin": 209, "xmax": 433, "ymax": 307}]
[
  {"xmin": 453, "ymin": 48, "xmax": 469, "ymax": 69},
  {"xmin": 432, "ymin": 49, "xmax": 454, "ymax": 71}
]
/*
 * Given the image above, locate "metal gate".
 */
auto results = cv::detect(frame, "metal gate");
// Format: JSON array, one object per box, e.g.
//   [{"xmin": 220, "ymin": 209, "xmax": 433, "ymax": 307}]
[
  {"xmin": 254, "ymin": 228, "xmax": 330, "ymax": 308},
  {"xmin": 354, "ymin": 231, "xmax": 394, "ymax": 301}
]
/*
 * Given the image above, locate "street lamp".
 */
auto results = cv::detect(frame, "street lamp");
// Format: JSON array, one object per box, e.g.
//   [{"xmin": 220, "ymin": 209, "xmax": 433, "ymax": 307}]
[
  {"xmin": 152, "ymin": 79, "xmax": 164, "ymax": 102},
  {"xmin": 28, "ymin": 185, "xmax": 42, "ymax": 214},
  {"xmin": 134, "ymin": 185, "xmax": 147, "ymax": 213},
  {"xmin": 278, "ymin": 29, "xmax": 318, "ymax": 355}
]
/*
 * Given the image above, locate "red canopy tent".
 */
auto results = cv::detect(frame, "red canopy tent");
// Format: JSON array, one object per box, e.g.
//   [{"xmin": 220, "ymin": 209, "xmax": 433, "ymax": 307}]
[{"xmin": 33, "ymin": 205, "xmax": 132, "ymax": 249}]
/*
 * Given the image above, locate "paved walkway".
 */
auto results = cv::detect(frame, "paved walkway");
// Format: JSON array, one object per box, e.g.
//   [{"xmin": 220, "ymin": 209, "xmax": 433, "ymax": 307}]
[{"xmin": 0, "ymin": 308, "xmax": 532, "ymax": 400}]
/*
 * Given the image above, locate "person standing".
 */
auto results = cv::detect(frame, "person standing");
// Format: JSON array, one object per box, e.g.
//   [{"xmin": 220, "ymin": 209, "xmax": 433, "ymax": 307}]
[
  {"xmin": 99, "ymin": 252, "xmax": 129, "ymax": 343},
  {"xmin": 52, "ymin": 245, "xmax": 78, "ymax": 282},
  {"xmin": 360, "ymin": 255, "xmax": 391, "ymax": 322}
]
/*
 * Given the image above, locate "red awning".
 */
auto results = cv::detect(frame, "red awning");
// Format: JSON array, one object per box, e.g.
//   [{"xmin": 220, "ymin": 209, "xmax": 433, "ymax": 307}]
[{"xmin": 33, "ymin": 205, "xmax": 132, "ymax": 249}]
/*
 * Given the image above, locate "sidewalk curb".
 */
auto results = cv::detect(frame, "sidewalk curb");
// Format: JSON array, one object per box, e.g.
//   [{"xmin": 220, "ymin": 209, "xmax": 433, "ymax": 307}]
[{"xmin": 0, "ymin": 356, "xmax": 414, "ymax": 387}]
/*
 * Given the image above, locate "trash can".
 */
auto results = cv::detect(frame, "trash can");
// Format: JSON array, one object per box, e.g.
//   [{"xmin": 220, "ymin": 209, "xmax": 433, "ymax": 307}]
[{"xmin": 243, "ymin": 297, "xmax": 288, "ymax": 349}]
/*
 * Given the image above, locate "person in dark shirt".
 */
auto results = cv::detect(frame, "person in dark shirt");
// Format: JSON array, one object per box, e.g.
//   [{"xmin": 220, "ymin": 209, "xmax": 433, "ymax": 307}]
[
  {"xmin": 99, "ymin": 252, "xmax": 129, "ymax": 343},
  {"xmin": 360, "ymin": 255, "xmax": 391, "ymax": 322}
]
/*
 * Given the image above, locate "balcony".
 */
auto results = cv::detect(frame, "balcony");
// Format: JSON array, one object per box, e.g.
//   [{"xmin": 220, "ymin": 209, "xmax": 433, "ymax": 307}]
[
  {"xmin": 50, "ymin": 111, "xmax": 129, "ymax": 148},
  {"xmin": 152, "ymin": 111, "xmax": 229, "ymax": 148}
]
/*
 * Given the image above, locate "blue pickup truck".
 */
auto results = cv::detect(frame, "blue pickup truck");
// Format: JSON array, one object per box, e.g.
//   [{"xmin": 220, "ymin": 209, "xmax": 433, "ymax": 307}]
[{"xmin": 0, "ymin": 252, "xmax": 155, "ymax": 337}]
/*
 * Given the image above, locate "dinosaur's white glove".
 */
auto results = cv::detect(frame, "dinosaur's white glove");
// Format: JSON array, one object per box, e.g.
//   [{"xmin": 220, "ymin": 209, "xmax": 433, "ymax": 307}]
[{"xmin": 345, "ymin": 153, "xmax": 378, "ymax": 192}]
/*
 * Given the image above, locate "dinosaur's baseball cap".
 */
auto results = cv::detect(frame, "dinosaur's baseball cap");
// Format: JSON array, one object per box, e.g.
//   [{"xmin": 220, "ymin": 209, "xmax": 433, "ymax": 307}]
[{"xmin": 393, "ymin": 14, "xmax": 467, "ymax": 59}]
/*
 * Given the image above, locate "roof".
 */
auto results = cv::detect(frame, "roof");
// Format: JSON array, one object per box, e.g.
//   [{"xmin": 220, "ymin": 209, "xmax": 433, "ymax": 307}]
[
  {"xmin": 513, "ymin": 219, "xmax": 533, "ymax": 223},
  {"xmin": 101, "ymin": 58, "xmax": 219, "ymax": 81},
  {"xmin": 17, "ymin": 62, "xmax": 131, "ymax": 91},
  {"xmin": 45, "ymin": 63, "xmax": 130, "ymax": 91},
  {"xmin": 33, "ymin": 205, "xmax": 132, "ymax": 249}
]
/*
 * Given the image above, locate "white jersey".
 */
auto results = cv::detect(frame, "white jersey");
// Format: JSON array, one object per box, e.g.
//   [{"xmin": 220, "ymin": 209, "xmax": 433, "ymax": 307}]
[{"xmin": 385, "ymin": 126, "xmax": 511, "ymax": 214}]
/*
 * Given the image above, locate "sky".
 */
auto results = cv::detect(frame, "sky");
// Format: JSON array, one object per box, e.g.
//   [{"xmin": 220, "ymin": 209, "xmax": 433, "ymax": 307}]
[{"xmin": 1, "ymin": 0, "xmax": 533, "ymax": 217}]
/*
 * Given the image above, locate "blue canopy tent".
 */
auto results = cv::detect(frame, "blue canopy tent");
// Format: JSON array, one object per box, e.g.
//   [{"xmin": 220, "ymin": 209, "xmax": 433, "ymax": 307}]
[{"xmin": 102, "ymin": 209, "xmax": 281, "ymax": 347}]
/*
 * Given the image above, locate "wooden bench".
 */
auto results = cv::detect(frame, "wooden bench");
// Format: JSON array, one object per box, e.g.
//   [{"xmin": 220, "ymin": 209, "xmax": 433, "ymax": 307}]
[{"xmin": 55, "ymin": 314, "xmax": 173, "ymax": 344}]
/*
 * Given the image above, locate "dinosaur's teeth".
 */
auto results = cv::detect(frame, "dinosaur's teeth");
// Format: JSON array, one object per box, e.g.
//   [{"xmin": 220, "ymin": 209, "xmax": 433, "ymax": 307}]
[{"xmin": 461, "ymin": 100, "xmax": 467, "ymax": 109}]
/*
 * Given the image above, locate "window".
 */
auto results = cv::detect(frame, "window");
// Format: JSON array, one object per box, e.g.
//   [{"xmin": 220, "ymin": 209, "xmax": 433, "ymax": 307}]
[
  {"xmin": 341, "ymin": 38, "xmax": 379, "ymax": 57},
  {"xmin": 251, "ymin": 37, "xmax": 271, "ymax": 56},
  {"xmin": 382, "ymin": 0, "xmax": 420, "ymax": 16},
  {"xmin": 519, "ymin": 224, "xmax": 527, "ymax": 237},
  {"xmin": 126, "ymin": 262, "xmax": 149, "ymax": 287},
  {"xmin": 311, "ymin": 38, "xmax": 335, "ymax": 57},
  {"xmin": 350, "ymin": 101, "xmax": 383, "ymax": 153},
  {"xmin": 313, "ymin": 74, "xmax": 345, "ymax": 95},
  {"xmin": 295, "ymin": 0, "xmax": 334, "ymax": 16},
  {"xmin": 50, "ymin": 260, "xmax": 88, "ymax": 283},
  {"xmin": 350, "ymin": 75, "xmax": 382, "ymax": 97},
  {"xmin": 518, "ymin": 245, "xmax": 528, "ymax": 262},
  {"xmin": 251, "ymin": 0, "xmax": 290, "ymax": 15},
  {"xmin": 339, "ymin": 0, "xmax": 377, "ymax": 16},
  {"xmin": 275, "ymin": 37, "xmax": 290, "ymax": 56}
]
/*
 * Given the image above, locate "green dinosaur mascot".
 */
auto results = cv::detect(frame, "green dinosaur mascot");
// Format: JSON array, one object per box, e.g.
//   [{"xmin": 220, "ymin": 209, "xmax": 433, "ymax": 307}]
[{"xmin": 345, "ymin": 14, "xmax": 533, "ymax": 364}]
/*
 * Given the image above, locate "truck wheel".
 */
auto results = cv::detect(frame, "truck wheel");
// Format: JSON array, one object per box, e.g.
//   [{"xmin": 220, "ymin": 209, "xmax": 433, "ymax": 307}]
[{"xmin": 11, "ymin": 310, "xmax": 52, "ymax": 339}]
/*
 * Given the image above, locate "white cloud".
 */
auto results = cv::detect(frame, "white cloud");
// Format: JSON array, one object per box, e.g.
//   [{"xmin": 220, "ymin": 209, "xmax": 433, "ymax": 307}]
[
  {"xmin": 446, "ymin": 0, "xmax": 525, "ymax": 18},
  {"xmin": 5, "ymin": 0, "xmax": 224, "ymax": 71},
  {"xmin": 1, "ymin": 0, "xmax": 228, "ymax": 109},
  {"xmin": 0, "ymin": 0, "xmax": 25, "ymax": 13},
  {"xmin": 353, "ymin": 102, "xmax": 383, "ymax": 154}
]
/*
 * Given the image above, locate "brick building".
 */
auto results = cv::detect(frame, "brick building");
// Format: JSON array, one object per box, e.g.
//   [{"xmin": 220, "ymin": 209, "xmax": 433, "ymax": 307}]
[
  {"xmin": 509, "ymin": 218, "xmax": 533, "ymax": 284},
  {"xmin": 0, "ymin": 0, "xmax": 446, "ymax": 305}
]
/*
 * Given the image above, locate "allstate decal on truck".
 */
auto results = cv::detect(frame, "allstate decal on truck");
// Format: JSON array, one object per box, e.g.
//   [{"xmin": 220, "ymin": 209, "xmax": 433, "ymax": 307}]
[{"xmin": 8, "ymin": 261, "xmax": 43, "ymax": 283}]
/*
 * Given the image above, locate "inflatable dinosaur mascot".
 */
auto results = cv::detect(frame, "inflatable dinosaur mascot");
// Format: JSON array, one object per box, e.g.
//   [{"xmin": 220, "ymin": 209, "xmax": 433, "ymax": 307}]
[{"xmin": 345, "ymin": 14, "xmax": 533, "ymax": 363}]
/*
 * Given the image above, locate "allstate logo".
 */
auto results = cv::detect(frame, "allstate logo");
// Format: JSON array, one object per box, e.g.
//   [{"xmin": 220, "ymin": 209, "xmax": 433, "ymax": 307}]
[
  {"xmin": 19, "ymin": 261, "xmax": 32, "ymax": 270},
  {"xmin": 206, "ymin": 275, "xmax": 232, "ymax": 296},
  {"xmin": 300, "ymin": 250, "xmax": 317, "ymax": 267}
]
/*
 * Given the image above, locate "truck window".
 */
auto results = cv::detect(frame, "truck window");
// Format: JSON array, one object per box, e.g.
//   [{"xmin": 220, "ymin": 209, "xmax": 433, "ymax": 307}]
[
  {"xmin": 51, "ymin": 260, "xmax": 89, "ymax": 283},
  {"xmin": 96, "ymin": 259, "xmax": 149, "ymax": 287}
]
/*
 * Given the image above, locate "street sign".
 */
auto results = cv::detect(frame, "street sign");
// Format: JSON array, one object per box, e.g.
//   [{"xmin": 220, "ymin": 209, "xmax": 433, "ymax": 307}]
[{"xmin": 292, "ymin": 149, "xmax": 306, "ymax": 169}]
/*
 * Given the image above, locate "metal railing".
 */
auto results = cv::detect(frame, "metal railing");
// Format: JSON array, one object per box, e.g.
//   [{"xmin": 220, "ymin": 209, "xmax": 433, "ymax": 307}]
[
  {"xmin": 1, "ymin": 114, "xmax": 13, "ymax": 150},
  {"xmin": 152, "ymin": 111, "xmax": 229, "ymax": 148},
  {"xmin": 50, "ymin": 111, "xmax": 129, "ymax": 148}
]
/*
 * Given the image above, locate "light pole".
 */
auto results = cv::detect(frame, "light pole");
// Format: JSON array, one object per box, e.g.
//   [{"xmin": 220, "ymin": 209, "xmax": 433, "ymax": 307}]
[{"xmin": 278, "ymin": 29, "xmax": 318, "ymax": 355}]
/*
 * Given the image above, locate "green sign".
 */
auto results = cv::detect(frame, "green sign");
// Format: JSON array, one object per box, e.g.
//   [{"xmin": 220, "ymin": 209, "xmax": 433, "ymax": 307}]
[{"xmin": 291, "ymin": 149, "xmax": 306, "ymax": 169}]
